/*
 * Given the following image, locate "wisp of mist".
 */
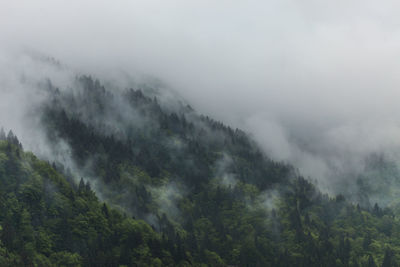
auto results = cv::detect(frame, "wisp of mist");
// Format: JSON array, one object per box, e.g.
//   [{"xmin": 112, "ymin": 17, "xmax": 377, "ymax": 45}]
[{"xmin": 2, "ymin": 0, "xmax": 400, "ymax": 203}]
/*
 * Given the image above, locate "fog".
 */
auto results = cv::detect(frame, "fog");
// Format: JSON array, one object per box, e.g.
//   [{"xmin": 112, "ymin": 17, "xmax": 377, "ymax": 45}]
[{"xmin": 2, "ymin": 0, "xmax": 400, "ymax": 194}]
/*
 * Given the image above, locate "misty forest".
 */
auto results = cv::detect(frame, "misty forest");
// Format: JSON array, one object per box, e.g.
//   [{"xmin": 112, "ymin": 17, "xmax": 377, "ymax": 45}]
[
  {"xmin": 0, "ymin": 69, "xmax": 399, "ymax": 267},
  {"xmin": 3, "ymin": 1, "xmax": 400, "ymax": 267}
]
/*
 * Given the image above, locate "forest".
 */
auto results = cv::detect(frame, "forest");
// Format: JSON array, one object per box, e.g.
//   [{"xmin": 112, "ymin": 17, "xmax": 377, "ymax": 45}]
[{"xmin": 1, "ymin": 76, "xmax": 400, "ymax": 266}]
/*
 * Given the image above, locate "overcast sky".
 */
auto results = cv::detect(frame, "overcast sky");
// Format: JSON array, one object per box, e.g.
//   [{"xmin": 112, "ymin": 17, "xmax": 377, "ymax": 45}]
[{"xmin": 2, "ymin": 0, "xmax": 400, "ymax": 192}]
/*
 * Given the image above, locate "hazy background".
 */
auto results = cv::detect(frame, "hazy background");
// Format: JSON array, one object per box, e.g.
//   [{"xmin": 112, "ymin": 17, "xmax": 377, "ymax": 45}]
[{"xmin": 2, "ymin": 0, "xmax": 400, "ymax": 193}]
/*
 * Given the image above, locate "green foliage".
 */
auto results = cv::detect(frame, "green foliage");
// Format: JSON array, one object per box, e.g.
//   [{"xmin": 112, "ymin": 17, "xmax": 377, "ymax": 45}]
[
  {"xmin": 3, "ymin": 76, "xmax": 400, "ymax": 266},
  {"xmin": 0, "ymin": 141, "xmax": 182, "ymax": 266}
]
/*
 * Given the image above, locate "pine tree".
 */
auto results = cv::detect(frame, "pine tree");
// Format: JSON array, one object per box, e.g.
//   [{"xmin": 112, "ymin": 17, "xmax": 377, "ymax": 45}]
[
  {"xmin": 382, "ymin": 248, "xmax": 394, "ymax": 267},
  {"xmin": 0, "ymin": 127, "xmax": 6, "ymax": 140},
  {"xmin": 367, "ymin": 255, "xmax": 377, "ymax": 267}
]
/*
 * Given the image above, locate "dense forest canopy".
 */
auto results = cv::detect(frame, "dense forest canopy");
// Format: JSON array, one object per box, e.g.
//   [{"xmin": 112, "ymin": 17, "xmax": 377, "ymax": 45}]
[{"xmin": 1, "ymin": 75, "xmax": 400, "ymax": 266}]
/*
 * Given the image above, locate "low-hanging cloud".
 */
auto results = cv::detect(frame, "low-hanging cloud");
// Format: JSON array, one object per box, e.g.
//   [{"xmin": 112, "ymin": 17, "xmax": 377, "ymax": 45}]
[{"xmin": 2, "ymin": 0, "xmax": 400, "ymax": 196}]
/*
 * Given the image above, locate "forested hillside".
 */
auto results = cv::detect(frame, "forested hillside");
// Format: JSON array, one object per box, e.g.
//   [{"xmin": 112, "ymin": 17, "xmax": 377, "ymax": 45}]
[
  {"xmin": 41, "ymin": 76, "xmax": 293, "ymax": 216},
  {"xmin": 0, "ymin": 133, "xmax": 205, "ymax": 266},
  {"xmin": 2, "ymin": 129, "xmax": 400, "ymax": 266},
  {"xmin": 0, "ymin": 75, "xmax": 389, "ymax": 266}
]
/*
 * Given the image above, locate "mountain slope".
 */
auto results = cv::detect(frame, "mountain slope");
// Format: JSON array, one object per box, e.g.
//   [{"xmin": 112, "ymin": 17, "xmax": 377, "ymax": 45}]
[
  {"xmin": 41, "ymin": 76, "xmax": 293, "ymax": 216},
  {"xmin": 22, "ymin": 75, "xmax": 400, "ymax": 266},
  {"xmin": 2, "ymin": 131, "xmax": 400, "ymax": 266}
]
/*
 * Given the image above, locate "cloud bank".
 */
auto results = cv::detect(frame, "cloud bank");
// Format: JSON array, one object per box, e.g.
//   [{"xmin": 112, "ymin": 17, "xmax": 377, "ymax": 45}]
[{"xmin": 2, "ymin": 0, "xmax": 400, "ymax": 194}]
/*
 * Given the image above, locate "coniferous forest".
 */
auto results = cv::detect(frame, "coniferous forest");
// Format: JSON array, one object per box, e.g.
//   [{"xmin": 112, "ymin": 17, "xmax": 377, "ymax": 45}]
[{"xmin": 1, "ymin": 75, "xmax": 400, "ymax": 266}]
